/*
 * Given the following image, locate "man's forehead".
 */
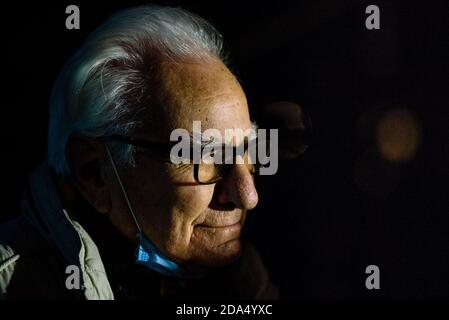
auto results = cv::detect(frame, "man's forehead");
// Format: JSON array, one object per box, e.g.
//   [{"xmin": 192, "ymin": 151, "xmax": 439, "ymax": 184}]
[
  {"xmin": 157, "ymin": 61, "xmax": 248, "ymax": 117},
  {"xmin": 158, "ymin": 59, "xmax": 236, "ymax": 91},
  {"xmin": 139, "ymin": 59, "xmax": 251, "ymax": 141}
]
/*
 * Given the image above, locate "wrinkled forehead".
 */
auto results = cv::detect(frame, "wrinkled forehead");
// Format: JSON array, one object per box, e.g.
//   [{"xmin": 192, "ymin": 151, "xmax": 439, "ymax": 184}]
[{"xmin": 148, "ymin": 59, "xmax": 252, "ymax": 143}]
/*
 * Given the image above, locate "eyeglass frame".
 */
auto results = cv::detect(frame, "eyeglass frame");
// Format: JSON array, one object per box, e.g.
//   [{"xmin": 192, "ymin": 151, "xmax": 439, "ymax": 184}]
[{"xmin": 102, "ymin": 134, "xmax": 264, "ymax": 185}]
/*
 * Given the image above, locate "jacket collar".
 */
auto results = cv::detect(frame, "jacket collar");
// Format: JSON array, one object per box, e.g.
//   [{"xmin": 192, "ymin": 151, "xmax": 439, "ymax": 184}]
[{"xmin": 21, "ymin": 162, "xmax": 81, "ymax": 268}]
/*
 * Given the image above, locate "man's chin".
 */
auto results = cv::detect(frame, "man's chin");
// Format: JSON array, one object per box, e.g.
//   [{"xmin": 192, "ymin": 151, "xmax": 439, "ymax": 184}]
[
  {"xmin": 215, "ymin": 237, "xmax": 242, "ymax": 262},
  {"xmin": 189, "ymin": 238, "xmax": 243, "ymax": 271}
]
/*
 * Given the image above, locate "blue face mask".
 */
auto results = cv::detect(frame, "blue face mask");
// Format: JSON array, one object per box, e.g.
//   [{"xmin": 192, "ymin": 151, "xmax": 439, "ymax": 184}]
[
  {"xmin": 105, "ymin": 145, "xmax": 199, "ymax": 279},
  {"xmin": 135, "ymin": 232, "xmax": 198, "ymax": 278}
]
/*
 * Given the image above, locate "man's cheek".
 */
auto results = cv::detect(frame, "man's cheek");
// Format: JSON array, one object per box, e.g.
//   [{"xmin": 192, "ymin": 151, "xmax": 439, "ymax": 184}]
[
  {"xmin": 175, "ymin": 187, "xmax": 214, "ymax": 213},
  {"xmin": 162, "ymin": 211, "xmax": 196, "ymax": 259},
  {"xmin": 169, "ymin": 199, "xmax": 211, "ymax": 234}
]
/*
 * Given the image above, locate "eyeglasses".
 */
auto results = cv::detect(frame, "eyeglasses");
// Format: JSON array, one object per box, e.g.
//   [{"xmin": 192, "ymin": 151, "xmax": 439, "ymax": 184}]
[{"xmin": 103, "ymin": 134, "xmax": 262, "ymax": 185}]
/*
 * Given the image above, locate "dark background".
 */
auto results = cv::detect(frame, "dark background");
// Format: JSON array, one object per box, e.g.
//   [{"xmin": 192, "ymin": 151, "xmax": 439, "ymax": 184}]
[{"xmin": 1, "ymin": 0, "xmax": 448, "ymax": 299}]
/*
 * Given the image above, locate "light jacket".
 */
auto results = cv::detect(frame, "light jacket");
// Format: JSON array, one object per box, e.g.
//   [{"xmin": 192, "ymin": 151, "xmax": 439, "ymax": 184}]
[{"xmin": 0, "ymin": 163, "xmax": 113, "ymax": 299}]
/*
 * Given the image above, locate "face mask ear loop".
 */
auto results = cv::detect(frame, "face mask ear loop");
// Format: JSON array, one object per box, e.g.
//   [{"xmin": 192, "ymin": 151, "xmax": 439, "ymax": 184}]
[{"xmin": 105, "ymin": 144, "xmax": 142, "ymax": 234}]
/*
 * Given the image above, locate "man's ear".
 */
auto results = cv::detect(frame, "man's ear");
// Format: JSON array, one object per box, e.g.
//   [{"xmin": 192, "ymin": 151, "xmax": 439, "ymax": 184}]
[{"xmin": 65, "ymin": 134, "xmax": 111, "ymax": 214}]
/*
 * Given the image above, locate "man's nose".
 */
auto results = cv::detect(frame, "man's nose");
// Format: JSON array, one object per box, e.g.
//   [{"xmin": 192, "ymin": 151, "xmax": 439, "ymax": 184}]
[{"xmin": 216, "ymin": 163, "xmax": 259, "ymax": 210}]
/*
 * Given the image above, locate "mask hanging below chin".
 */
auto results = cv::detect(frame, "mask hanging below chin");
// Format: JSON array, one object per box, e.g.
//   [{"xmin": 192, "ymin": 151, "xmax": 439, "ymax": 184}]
[
  {"xmin": 105, "ymin": 143, "xmax": 203, "ymax": 279},
  {"xmin": 135, "ymin": 232, "xmax": 203, "ymax": 278}
]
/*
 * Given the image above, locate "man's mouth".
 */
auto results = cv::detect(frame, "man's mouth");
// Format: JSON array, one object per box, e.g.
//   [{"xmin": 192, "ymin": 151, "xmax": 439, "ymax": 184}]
[
  {"xmin": 198, "ymin": 220, "xmax": 242, "ymax": 231},
  {"xmin": 194, "ymin": 221, "xmax": 242, "ymax": 249},
  {"xmin": 197, "ymin": 211, "xmax": 243, "ymax": 228},
  {"xmin": 191, "ymin": 212, "xmax": 244, "ymax": 254}
]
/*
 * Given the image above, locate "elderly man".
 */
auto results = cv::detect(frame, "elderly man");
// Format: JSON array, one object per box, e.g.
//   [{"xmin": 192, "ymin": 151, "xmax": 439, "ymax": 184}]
[{"xmin": 0, "ymin": 5, "xmax": 278, "ymax": 299}]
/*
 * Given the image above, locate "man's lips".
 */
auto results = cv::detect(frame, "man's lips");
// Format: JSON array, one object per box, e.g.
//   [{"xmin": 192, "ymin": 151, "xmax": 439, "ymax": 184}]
[
  {"xmin": 194, "ymin": 221, "xmax": 242, "ymax": 245},
  {"xmin": 192, "ymin": 220, "xmax": 242, "ymax": 249},
  {"xmin": 191, "ymin": 211, "xmax": 246, "ymax": 248},
  {"xmin": 197, "ymin": 211, "xmax": 243, "ymax": 228},
  {"xmin": 198, "ymin": 220, "xmax": 241, "ymax": 229}
]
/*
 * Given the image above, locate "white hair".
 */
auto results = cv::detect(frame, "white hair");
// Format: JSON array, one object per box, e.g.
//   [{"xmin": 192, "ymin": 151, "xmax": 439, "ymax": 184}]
[{"xmin": 47, "ymin": 5, "xmax": 227, "ymax": 175}]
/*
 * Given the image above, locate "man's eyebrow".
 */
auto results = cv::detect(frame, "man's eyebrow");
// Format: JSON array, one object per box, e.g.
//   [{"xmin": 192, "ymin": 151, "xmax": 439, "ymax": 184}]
[{"xmin": 188, "ymin": 122, "xmax": 259, "ymax": 147}]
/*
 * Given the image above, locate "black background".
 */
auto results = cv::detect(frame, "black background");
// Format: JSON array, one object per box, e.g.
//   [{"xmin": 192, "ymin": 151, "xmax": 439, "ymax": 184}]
[{"xmin": 1, "ymin": 0, "xmax": 448, "ymax": 299}]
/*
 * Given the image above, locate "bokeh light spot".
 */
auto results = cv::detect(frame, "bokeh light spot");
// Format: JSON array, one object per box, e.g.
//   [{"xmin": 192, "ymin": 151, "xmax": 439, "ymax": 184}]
[{"xmin": 376, "ymin": 109, "xmax": 422, "ymax": 162}]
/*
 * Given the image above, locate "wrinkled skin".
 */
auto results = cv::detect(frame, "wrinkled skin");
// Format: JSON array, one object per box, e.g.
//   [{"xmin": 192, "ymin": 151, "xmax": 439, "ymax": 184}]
[{"xmin": 67, "ymin": 58, "xmax": 259, "ymax": 273}]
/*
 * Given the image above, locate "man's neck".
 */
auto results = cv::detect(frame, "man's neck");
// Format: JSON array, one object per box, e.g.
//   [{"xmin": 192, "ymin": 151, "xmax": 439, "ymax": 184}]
[{"xmin": 55, "ymin": 175, "xmax": 165, "ymax": 299}]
